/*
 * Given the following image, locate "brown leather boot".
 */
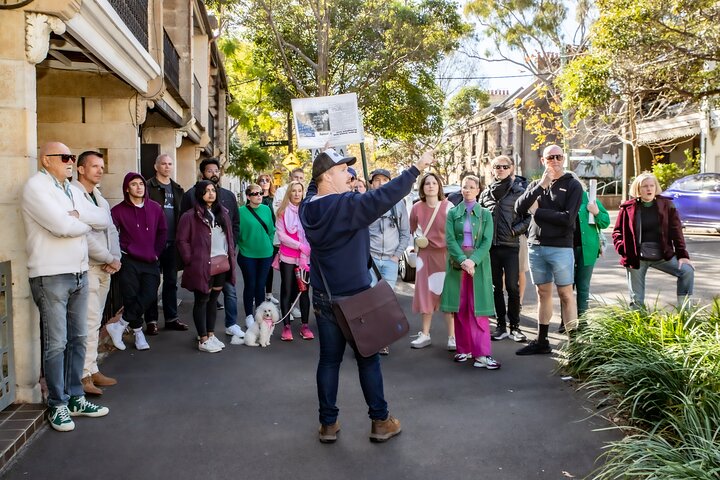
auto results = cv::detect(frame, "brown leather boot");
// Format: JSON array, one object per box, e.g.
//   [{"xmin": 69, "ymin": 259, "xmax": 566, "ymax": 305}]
[
  {"xmin": 82, "ymin": 376, "xmax": 102, "ymax": 396},
  {"xmin": 91, "ymin": 371, "xmax": 117, "ymax": 387},
  {"xmin": 318, "ymin": 421, "xmax": 340, "ymax": 443},
  {"xmin": 369, "ymin": 415, "xmax": 401, "ymax": 443}
]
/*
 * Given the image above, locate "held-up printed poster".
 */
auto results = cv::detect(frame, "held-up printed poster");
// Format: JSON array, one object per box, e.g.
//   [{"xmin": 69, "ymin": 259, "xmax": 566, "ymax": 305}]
[{"xmin": 291, "ymin": 93, "xmax": 364, "ymax": 149}]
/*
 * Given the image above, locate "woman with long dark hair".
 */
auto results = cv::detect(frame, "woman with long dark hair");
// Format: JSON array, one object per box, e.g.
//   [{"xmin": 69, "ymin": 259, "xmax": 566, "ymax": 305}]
[{"xmin": 177, "ymin": 180, "xmax": 236, "ymax": 353}]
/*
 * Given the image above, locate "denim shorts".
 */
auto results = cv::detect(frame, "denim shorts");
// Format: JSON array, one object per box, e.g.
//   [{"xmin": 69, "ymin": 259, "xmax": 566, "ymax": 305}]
[{"xmin": 528, "ymin": 245, "xmax": 575, "ymax": 286}]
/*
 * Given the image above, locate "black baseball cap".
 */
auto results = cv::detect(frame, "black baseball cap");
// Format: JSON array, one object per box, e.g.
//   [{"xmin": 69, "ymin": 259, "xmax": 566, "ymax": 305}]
[
  {"xmin": 312, "ymin": 149, "xmax": 357, "ymax": 180},
  {"xmin": 369, "ymin": 168, "xmax": 392, "ymax": 182}
]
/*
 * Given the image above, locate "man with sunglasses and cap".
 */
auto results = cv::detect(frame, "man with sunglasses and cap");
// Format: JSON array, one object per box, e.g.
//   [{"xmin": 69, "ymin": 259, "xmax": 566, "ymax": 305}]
[
  {"xmin": 22, "ymin": 142, "xmax": 112, "ymax": 431},
  {"xmin": 300, "ymin": 148, "xmax": 433, "ymax": 444},
  {"xmin": 480, "ymin": 155, "xmax": 531, "ymax": 343},
  {"xmin": 514, "ymin": 144, "xmax": 582, "ymax": 355}
]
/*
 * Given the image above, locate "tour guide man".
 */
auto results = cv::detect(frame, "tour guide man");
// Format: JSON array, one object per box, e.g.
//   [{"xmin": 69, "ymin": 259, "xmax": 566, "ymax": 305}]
[{"xmin": 300, "ymin": 148, "xmax": 434, "ymax": 444}]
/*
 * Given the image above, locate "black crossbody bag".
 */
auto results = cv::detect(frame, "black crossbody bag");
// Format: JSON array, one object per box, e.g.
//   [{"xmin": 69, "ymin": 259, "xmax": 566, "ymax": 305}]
[{"xmin": 637, "ymin": 204, "xmax": 663, "ymax": 261}]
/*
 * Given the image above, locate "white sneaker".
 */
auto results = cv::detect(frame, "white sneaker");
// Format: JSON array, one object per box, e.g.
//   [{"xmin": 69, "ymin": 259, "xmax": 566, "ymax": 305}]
[
  {"xmin": 447, "ymin": 336, "xmax": 457, "ymax": 351},
  {"xmin": 225, "ymin": 324, "xmax": 245, "ymax": 338},
  {"xmin": 208, "ymin": 335, "xmax": 225, "ymax": 349},
  {"xmin": 266, "ymin": 294, "xmax": 280, "ymax": 305},
  {"xmin": 106, "ymin": 320, "xmax": 128, "ymax": 351},
  {"xmin": 410, "ymin": 332, "xmax": 431, "ymax": 349},
  {"xmin": 245, "ymin": 314, "xmax": 255, "ymax": 329},
  {"xmin": 198, "ymin": 339, "xmax": 221, "ymax": 353},
  {"xmin": 473, "ymin": 356, "xmax": 501, "ymax": 369},
  {"xmin": 133, "ymin": 329, "xmax": 150, "ymax": 351},
  {"xmin": 291, "ymin": 307, "xmax": 301, "ymax": 318}
]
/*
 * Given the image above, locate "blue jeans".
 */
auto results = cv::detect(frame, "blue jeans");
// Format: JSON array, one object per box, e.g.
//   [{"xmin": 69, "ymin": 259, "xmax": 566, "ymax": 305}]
[
  {"xmin": 237, "ymin": 254, "xmax": 273, "ymax": 317},
  {"xmin": 626, "ymin": 256, "xmax": 694, "ymax": 308},
  {"xmin": 370, "ymin": 257, "xmax": 398, "ymax": 290},
  {"xmin": 222, "ymin": 278, "xmax": 238, "ymax": 328},
  {"xmin": 313, "ymin": 291, "xmax": 388, "ymax": 425},
  {"xmin": 29, "ymin": 273, "xmax": 88, "ymax": 407}
]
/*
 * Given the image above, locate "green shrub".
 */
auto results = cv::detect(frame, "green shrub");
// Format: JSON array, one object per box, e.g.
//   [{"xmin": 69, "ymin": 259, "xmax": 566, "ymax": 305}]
[
  {"xmin": 563, "ymin": 300, "xmax": 720, "ymax": 479},
  {"xmin": 651, "ymin": 148, "xmax": 701, "ymax": 190}
]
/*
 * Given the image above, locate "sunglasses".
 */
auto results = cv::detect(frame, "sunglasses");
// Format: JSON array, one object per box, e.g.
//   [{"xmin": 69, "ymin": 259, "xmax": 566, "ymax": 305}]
[
  {"xmin": 47, "ymin": 154, "xmax": 77, "ymax": 163},
  {"xmin": 247, "ymin": 192, "xmax": 262, "ymax": 197},
  {"xmin": 258, "ymin": 178, "xmax": 270, "ymax": 184},
  {"xmin": 545, "ymin": 154, "xmax": 564, "ymax": 161},
  {"xmin": 493, "ymin": 164, "xmax": 511, "ymax": 170}
]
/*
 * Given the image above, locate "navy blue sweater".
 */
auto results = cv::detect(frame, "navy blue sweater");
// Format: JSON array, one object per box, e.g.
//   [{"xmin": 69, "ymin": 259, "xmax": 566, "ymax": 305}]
[{"xmin": 300, "ymin": 166, "xmax": 420, "ymax": 296}]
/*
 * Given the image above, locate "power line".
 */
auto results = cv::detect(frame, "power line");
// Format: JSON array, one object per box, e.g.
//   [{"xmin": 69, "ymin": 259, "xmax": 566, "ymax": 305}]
[{"xmin": 435, "ymin": 73, "xmax": 543, "ymax": 80}]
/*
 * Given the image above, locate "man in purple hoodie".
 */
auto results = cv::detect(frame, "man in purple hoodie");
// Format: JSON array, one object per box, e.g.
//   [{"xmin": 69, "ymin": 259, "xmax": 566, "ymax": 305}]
[{"xmin": 107, "ymin": 173, "xmax": 167, "ymax": 351}]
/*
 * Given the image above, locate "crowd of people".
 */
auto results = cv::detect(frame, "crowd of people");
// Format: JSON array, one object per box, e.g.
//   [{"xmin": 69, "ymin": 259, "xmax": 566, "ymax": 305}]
[{"xmin": 22, "ymin": 141, "xmax": 695, "ymax": 438}]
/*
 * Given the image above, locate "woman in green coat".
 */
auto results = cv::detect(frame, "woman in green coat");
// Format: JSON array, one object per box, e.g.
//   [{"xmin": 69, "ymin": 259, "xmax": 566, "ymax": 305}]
[
  {"xmin": 440, "ymin": 176, "xmax": 499, "ymax": 369},
  {"xmin": 559, "ymin": 187, "xmax": 610, "ymax": 332}
]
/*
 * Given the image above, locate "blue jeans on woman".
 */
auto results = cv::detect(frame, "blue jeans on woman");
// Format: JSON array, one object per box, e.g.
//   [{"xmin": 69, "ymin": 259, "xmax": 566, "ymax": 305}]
[
  {"xmin": 626, "ymin": 256, "xmax": 694, "ymax": 308},
  {"xmin": 312, "ymin": 290, "xmax": 388, "ymax": 426},
  {"xmin": 237, "ymin": 254, "xmax": 273, "ymax": 317},
  {"xmin": 29, "ymin": 273, "xmax": 88, "ymax": 407}
]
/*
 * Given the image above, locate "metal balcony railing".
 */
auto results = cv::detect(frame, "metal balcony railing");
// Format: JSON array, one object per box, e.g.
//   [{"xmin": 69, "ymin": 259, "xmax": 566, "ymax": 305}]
[
  {"xmin": 163, "ymin": 29, "xmax": 180, "ymax": 94},
  {"xmin": 108, "ymin": 0, "xmax": 149, "ymax": 49},
  {"xmin": 193, "ymin": 76, "xmax": 202, "ymax": 122}
]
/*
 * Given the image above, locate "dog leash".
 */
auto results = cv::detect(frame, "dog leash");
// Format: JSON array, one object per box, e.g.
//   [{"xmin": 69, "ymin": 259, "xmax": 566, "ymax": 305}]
[{"xmin": 272, "ymin": 272, "xmax": 310, "ymax": 326}]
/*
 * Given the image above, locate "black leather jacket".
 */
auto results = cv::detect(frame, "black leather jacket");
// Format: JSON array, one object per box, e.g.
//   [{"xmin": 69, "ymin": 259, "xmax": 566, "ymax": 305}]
[{"xmin": 479, "ymin": 176, "xmax": 531, "ymax": 247}]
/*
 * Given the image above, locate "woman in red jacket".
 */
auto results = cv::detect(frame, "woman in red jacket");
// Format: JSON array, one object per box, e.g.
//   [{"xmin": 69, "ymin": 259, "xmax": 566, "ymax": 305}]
[
  {"xmin": 612, "ymin": 173, "xmax": 694, "ymax": 308},
  {"xmin": 177, "ymin": 181, "xmax": 237, "ymax": 353}
]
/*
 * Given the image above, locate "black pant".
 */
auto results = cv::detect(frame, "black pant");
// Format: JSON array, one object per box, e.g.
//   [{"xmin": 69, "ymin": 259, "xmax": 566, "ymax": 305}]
[
  {"xmin": 193, "ymin": 287, "xmax": 222, "ymax": 338},
  {"xmin": 266, "ymin": 247, "xmax": 279, "ymax": 295},
  {"xmin": 279, "ymin": 261, "xmax": 310, "ymax": 326},
  {"xmin": 145, "ymin": 243, "xmax": 178, "ymax": 324},
  {"xmin": 490, "ymin": 245, "xmax": 520, "ymax": 330},
  {"xmin": 119, "ymin": 255, "xmax": 161, "ymax": 329}
]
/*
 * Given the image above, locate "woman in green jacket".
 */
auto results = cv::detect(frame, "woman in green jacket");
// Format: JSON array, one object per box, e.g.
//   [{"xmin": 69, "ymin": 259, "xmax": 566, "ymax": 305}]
[
  {"xmin": 559, "ymin": 185, "xmax": 610, "ymax": 332},
  {"xmin": 238, "ymin": 183, "xmax": 276, "ymax": 328},
  {"xmin": 440, "ymin": 176, "xmax": 499, "ymax": 369}
]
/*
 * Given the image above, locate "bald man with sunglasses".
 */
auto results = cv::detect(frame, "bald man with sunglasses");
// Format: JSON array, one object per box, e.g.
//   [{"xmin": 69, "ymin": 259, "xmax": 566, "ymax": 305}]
[
  {"xmin": 514, "ymin": 145, "xmax": 583, "ymax": 355},
  {"xmin": 22, "ymin": 142, "xmax": 112, "ymax": 431}
]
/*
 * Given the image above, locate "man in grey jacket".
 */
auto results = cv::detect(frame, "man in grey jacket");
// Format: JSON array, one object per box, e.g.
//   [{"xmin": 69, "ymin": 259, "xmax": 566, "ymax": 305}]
[
  {"xmin": 72, "ymin": 151, "xmax": 121, "ymax": 396},
  {"xmin": 368, "ymin": 169, "xmax": 411, "ymax": 291}
]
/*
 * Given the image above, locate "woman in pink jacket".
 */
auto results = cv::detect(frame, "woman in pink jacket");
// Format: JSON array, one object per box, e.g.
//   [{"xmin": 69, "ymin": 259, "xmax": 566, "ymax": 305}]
[{"xmin": 275, "ymin": 181, "xmax": 313, "ymax": 341}]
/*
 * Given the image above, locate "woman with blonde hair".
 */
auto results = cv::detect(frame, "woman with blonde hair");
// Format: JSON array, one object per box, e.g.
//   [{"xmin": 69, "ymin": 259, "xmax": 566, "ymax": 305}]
[
  {"xmin": 612, "ymin": 172, "xmax": 694, "ymax": 308},
  {"xmin": 275, "ymin": 181, "xmax": 313, "ymax": 341},
  {"xmin": 408, "ymin": 173, "xmax": 455, "ymax": 350}
]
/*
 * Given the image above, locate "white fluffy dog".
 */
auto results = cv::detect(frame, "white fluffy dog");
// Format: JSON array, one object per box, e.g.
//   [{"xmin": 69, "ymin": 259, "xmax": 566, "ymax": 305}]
[{"xmin": 242, "ymin": 301, "xmax": 279, "ymax": 347}]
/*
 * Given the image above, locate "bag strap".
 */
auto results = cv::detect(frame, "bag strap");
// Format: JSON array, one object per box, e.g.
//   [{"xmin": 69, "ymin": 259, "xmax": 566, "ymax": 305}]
[
  {"xmin": 247, "ymin": 205, "xmax": 269, "ymax": 235},
  {"xmin": 419, "ymin": 202, "xmax": 441, "ymax": 236}
]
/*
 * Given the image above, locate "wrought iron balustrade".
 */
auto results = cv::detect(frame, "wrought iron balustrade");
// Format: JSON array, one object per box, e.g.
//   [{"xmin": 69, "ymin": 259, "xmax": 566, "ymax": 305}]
[
  {"xmin": 108, "ymin": 0, "xmax": 148, "ymax": 49},
  {"xmin": 163, "ymin": 29, "xmax": 180, "ymax": 94}
]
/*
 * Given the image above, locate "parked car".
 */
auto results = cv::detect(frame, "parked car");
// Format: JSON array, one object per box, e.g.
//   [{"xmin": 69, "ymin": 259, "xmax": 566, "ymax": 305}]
[
  {"xmin": 661, "ymin": 173, "xmax": 720, "ymax": 232},
  {"xmin": 398, "ymin": 184, "xmax": 461, "ymax": 283}
]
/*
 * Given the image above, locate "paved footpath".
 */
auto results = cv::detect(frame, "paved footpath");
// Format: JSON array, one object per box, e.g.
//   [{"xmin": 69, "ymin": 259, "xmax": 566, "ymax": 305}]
[{"xmin": 5, "ymin": 227, "xmax": 716, "ymax": 480}]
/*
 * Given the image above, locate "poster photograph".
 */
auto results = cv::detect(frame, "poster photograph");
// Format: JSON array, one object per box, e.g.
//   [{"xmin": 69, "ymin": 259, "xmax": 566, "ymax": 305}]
[{"xmin": 291, "ymin": 93, "xmax": 365, "ymax": 149}]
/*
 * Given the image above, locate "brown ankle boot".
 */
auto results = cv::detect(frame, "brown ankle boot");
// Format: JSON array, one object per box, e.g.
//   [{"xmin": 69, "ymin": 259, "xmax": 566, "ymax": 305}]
[
  {"xmin": 82, "ymin": 376, "xmax": 102, "ymax": 396},
  {"xmin": 369, "ymin": 415, "xmax": 401, "ymax": 443},
  {"xmin": 91, "ymin": 371, "xmax": 117, "ymax": 386},
  {"xmin": 318, "ymin": 421, "xmax": 340, "ymax": 443}
]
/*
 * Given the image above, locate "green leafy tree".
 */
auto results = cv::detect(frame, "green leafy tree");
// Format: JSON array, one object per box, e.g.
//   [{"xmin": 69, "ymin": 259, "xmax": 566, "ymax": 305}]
[
  {"xmin": 463, "ymin": 0, "xmax": 594, "ymax": 148},
  {"xmin": 210, "ymin": 0, "xmax": 470, "ymax": 142}
]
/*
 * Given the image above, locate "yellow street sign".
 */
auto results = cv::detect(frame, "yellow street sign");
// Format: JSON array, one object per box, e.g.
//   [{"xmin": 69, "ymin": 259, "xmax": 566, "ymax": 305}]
[{"xmin": 282, "ymin": 153, "xmax": 302, "ymax": 170}]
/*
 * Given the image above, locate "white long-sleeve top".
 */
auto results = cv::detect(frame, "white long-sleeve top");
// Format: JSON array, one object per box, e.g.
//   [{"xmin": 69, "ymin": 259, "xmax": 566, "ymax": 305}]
[
  {"xmin": 71, "ymin": 179, "xmax": 121, "ymax": 266},
  {"xmin": 22, "ymin": 171, "xmax": 111, "ymax": 277}
]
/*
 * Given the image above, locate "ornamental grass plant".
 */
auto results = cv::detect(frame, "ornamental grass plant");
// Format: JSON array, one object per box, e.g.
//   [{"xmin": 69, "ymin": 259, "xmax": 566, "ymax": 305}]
[{"xmin": 562, "ymin": 299, "xmax": 720, "ymax": 479}]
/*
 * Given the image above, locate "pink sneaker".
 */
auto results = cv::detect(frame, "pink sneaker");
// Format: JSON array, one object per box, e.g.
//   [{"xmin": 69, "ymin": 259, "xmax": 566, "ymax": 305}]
[
  {"xmin": 281, "ymin": 325, "xmax": 293, "ymax": 341},
  {"xmin": 300, "ymin": 324, "xmax": 315, "ymax": 340}
]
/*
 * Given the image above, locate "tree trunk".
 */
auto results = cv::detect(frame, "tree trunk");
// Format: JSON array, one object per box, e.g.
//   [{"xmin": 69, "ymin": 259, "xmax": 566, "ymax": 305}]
[{"xmin": 628, "ymin": 99, "xmax": 641, "ymax": 177}]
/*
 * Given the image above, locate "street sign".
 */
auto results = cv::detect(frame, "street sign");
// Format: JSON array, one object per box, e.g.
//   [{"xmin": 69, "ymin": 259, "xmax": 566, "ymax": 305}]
[{"xmin": 260, "ymin": 140, "xmax": 289, "ymax": 147}]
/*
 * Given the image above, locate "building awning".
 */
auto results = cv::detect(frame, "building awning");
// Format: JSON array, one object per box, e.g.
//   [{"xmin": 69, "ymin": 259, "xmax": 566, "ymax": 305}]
[{"xmin": 637, "ymin": 112, "xmax": 702, "ymax": 144}]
